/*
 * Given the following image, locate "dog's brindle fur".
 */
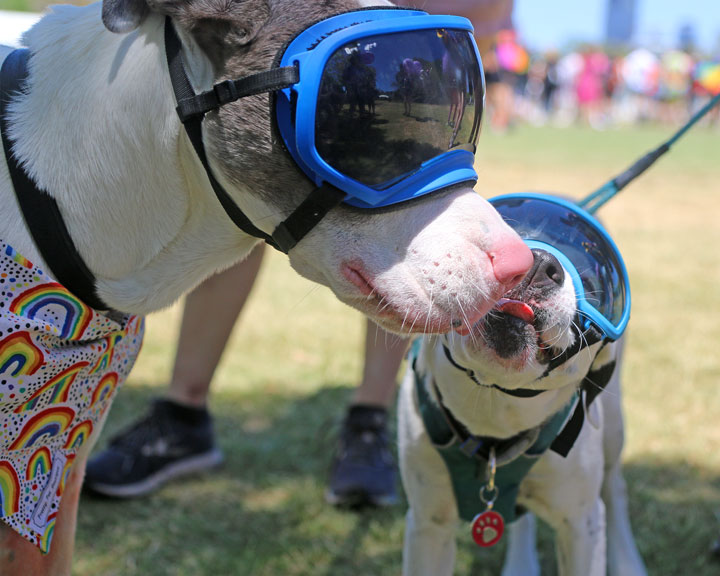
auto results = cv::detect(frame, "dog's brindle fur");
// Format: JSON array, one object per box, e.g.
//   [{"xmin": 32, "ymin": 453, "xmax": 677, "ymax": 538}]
[
  {"xmin": 0, "ymin": 0, "xmax": 533, "ymax": 572},
  {"xmin": 398, "ymin": 250, "xmax": 647, "ymax": 576}
]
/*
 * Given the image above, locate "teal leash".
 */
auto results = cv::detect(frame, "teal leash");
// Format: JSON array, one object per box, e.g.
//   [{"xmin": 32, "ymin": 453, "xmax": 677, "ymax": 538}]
[{"xmin": 578, "ymin": 92, "xmax": 720, "ymax": 215}]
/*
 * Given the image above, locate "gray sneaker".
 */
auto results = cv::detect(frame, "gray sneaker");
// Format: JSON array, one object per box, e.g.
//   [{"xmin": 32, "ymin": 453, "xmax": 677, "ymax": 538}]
[{"xmin": 325, "ymin": 406, "xmax": 397, "ymax": 508}]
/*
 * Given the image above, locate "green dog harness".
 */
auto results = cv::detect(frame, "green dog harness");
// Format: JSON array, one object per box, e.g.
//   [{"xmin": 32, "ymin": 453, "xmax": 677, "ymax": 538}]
[
  {"xmin": 414, "ymin": 365, "xmax": 575, "ymax": 523},
  {"xmin": 410, "ymin": 340, "xmax": 615, "ymax": 525}
]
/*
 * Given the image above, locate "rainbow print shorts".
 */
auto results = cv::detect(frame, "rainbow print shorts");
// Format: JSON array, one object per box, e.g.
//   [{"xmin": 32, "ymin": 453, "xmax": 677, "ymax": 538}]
[{"xmin": 0, "ymin": 242, "xmax": 144, "ymax": 553}]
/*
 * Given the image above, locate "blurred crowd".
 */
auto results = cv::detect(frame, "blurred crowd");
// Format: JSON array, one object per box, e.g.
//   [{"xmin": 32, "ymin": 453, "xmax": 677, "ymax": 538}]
[{"xmin": 484, "ymin": 29, "xmax": 720, "ymax": 131}]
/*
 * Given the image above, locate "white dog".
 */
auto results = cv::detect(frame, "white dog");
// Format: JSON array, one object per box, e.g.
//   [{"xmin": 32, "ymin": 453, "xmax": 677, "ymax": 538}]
[
  {"xmin": 399, "ymin": 245, "xmax": 647, "ymax": 576},
  {"xmin": 0, "ymin": 1, "xmax": 535, "ymax": 573}
]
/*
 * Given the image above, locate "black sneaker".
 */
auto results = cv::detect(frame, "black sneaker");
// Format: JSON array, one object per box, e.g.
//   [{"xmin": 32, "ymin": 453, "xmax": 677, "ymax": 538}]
[
  {"xmin": 325, "ymin": 405, "xmax": 397, "ymax": 508},
  {"xmin": 84, "ymin": 398, "xmax": 223, "ymax": 498}
]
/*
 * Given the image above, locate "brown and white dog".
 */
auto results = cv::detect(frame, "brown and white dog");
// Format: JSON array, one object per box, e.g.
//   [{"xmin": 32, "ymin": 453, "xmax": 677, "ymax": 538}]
[
  {"xmin": 398, "ymin": 248, "xmax": 647, "ymax": 576},
  {"xmin": 0, "ymin": 0, "xmax": 534, "ymax": 573}
]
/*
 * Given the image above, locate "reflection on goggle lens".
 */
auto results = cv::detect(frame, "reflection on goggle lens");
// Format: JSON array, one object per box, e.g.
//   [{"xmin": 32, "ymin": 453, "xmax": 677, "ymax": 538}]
[
  {"xmin": 315, "ymin": 29, "xmax": 483, "ymax": 189},
  {"xmin": 490, "ymin": 196, "xmax": 627, "ymax": 328}
]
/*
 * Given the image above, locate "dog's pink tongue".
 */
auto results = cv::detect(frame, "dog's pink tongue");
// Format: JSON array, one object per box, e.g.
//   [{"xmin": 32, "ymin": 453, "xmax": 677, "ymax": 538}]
[{"xmin": 496, "ymin": 299, "xmax": 535, "ymax": 324}]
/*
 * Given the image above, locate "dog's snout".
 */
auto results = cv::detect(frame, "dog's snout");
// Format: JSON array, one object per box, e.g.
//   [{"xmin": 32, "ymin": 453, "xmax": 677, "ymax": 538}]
[
  {"xmin": 528, "ymin": 249, "xmax": 564, "ymax": 289},
  {"xmin": 489, "ymin": 237, "xmax": 533, "ymax": 289}
]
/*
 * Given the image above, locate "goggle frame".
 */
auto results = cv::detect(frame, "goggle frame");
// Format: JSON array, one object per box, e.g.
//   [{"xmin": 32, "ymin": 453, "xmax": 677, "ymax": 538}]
[
  {"xmin": 276, "ymin": 10, "xmax": 485, "ymax": 208},
  {"xmin": 490, "ymin": 192, "xmax": 631, "ymax": 341}
]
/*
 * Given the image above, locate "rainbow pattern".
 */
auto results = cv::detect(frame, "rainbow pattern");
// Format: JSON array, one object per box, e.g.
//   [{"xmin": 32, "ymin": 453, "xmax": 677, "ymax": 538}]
[
  {"xmin": 63, "ymin": 420, "xmax": 93, "ymax": 450},
  {"xmin": 56, "ymin": 453, "xmax": 75, "ymax": 498},
  {"xmin": 9, "ymin": 283, "xmax": 93, "ymax": 340},
  {"xmin": 37, "ymin": 511, "xmax": 57, "ymax": 553},
  {"xmin": 89, "ymin": 332, "xmax": 123, "ymax": 375},
  {"xmin": 0, "ymin": 331, "xmax": 44, "ymax": 377},
  {"xmin": 128, "ymin": 315, "xmax": 144, "ymax": 336},
  {"xmin": 4, "ymin": 245, "xmax": 33, "ymax": 269},
  {"xmin": 90, "ymin": 372, "xmax": 119, "ymax": 410},
  {"xmin": 14, "ymin": 362, "xmax": 89, "ymax": 414},
  {"xmin": 9, "ymin": 406, "xmax": 76, "ymax": 450},
  {"xmin": 26, "ymin": 447, "xmax": 52, "ymax": 481},
  {"xmin": 0, "ymin": 461, "xmax": 20, "ymax": 517}
]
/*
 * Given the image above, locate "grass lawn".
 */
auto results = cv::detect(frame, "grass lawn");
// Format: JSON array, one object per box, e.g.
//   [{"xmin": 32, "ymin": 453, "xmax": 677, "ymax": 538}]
[{"xmin": 74, "ymin": 122, "xmax": 720, "ymax": 575}]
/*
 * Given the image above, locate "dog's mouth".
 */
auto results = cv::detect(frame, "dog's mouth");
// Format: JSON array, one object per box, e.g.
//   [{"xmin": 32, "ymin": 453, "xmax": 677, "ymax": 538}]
[
  {"xmin": 341, "ymin": 262, "xmax": 489, "ymax": 335},
  {"xmin": 474, "ymin": 295, "xmax": 566, "ymax": 363},
  {"xmin": 496, "ymin": 298, "xmax": 535, "ymax": 324}
]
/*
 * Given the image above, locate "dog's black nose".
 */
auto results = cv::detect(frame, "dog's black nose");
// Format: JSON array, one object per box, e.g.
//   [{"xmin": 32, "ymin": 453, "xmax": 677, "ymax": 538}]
[{"xmin": 527, "ymin": 249, "xmax": 564, "ymax": 288}]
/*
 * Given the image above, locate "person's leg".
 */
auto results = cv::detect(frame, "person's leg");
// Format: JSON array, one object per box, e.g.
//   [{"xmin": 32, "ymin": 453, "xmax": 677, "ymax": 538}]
[
  {"xmin": 84, "ymin": 245, "xmax": 265, "ymax": 497},
  {"xmin": 327, "ymin": 319, "xmax": 408, "ymax": 507},
  {"xmin": 166, "ymin": 244, "xmax": 266, "ymax": 407},
  {"xmin": 353, "ymin": 322, "xmax": 408, "ymax": 408},
  {"xmin": 0, "ymin": 438, "xmax": 95, "ymax": 576}
]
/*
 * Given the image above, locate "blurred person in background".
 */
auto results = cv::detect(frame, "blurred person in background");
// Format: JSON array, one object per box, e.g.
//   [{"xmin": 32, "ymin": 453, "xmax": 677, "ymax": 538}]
[
  {"xmin": 396, "ymin": 0, "xmax": 517, "ymax": 132},
  {"xmin": 491, "ymin": 27, "xmax": 528, "ymax": 130},
  {"xmin": 576, "ymin": 47, "xmax": 611, "ymax": 129}
]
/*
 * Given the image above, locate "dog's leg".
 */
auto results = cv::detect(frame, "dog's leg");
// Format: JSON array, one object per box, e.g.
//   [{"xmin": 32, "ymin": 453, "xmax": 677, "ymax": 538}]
[
  {"xmin": 601, "ymin": 369, "xmax": 647, "ymax": 576},
  {"xmin": 552, "ymin": 497, "xmax": 607, "ymax": 576},
  {"xmin": 501, "ymin": 513, "xmax": 540, "ymax": 576},
  {"xmin": 398, "ymin": 369, "xmax": 458, "ymax": 576},
  {"xmin": 0, "ymin": 455, "xmax": 85, "ymax": 576},
  {"xmin": 521, "ymin": 418, "xmax": 608, "ymax": 576},
  {"xmin": 602, "ymin": 464, "xmax": 647, "ymax": 576},
  {"xmin": 402, "ymin": 507, "xmax": 457, "ymax": 576}
]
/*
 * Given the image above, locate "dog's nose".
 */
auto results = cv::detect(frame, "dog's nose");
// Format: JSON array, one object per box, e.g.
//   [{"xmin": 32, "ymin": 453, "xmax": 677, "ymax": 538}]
[
  {"xmin": 528, "ymin": 249, "xmax": 565, "ymax": 288},
  {"xmin": 489, "ymin": 237, "xmax": 534, "ymax": 289}
]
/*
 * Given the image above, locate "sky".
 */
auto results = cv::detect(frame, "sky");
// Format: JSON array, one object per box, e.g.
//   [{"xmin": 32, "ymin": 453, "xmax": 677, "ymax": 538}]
[
  {"xmin": 514, "ymin": 0, "xmax": 720, "ymax": 53},
  {"xmin": 1, "ymin": 1, "xmax": 719, "ymax": 55}
]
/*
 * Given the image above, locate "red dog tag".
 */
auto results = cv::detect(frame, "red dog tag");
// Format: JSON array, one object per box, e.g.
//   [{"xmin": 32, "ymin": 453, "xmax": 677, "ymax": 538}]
[{"xmin": 471, "ymin": 510, "xmax": 504, "ymax": 547}]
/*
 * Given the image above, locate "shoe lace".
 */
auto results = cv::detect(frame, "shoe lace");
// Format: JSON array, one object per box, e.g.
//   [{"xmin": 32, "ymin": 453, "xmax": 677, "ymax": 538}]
[
  {"xmin": 108, "ymin": 411, "xmax": 167, "ymax": 453},
  {"xmin": 339, "ymin": 424, "xmax": 390, "ymax": 467}
]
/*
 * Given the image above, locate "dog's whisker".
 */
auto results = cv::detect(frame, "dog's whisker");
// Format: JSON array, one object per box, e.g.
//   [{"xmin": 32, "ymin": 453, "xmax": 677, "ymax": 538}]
[
  {"xmin": 373, "ymin": 320, "xmax": 381, "ymax": 348},
  {"xmin": 455, "ymin": 295, "xmax": 476, "ymax": 345},
  {"xmin": 423, "ymin": 287, "xmax": 435, "ymax": 336},
  {"xmin": 407, "ymin": 310, "xmax": 421, "ymax": 335},
  {"xmin": 288, "ymin": 284, "xmax": 322, "ymax": 312},
  {"xmin": 377, "ymin": 298, "xmax": 395, "ymax": 315},
  {"xmin": 400, "ymin": 307, "xmax": 412, "ymax": 334}
]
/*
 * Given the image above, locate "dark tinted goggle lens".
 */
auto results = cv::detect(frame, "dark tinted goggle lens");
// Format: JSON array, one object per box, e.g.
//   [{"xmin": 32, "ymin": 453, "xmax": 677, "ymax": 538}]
[
  {"xmin": 315, "ymin": 29, "xmax": 483, "ymax": 189},
  {"xmin": 491, "ymin": 197, "xmax": 627, "ymax": 327}
]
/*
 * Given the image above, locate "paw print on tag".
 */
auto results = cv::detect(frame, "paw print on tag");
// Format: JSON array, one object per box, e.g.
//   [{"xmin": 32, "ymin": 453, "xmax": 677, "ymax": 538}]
[{"xmin": 471, "ymin": 510, "xmax": 504, "ymax": 547}]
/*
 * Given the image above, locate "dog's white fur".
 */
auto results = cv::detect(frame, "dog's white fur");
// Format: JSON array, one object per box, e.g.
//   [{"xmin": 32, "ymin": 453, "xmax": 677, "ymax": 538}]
[
  {"xmin": 0, "ymin": 2, "xmax": 531, "ymax": 327},
  {"xmin": 0, "ymin": 1, "xmax": 535, "ymax": 572},
  {"xmin": 398, "ymin": 257, "xmax": 647, "ymax": 575}
]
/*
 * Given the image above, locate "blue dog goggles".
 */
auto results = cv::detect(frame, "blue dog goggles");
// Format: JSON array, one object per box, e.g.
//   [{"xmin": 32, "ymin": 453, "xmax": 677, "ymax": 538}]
[
  {"xmin": 276, "ymin": 9, "xmax": 485, "ymax": 208},
  {"xmin": 165, "ymin": 9, "xmax": 485, "ymax": 251},
  {"xmin": 489, "ymin": 193, "xmax": 631, "ymax": 341}
]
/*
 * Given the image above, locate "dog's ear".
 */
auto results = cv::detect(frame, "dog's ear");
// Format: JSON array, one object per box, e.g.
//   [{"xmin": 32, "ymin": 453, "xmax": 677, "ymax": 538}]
[
  {"xmin": 102, "ymin": 0, "xmax": 151, "ymax": 33},
  {"xmin": 145, "ymin": 0, "xmax": 271, "ymax": 71}
]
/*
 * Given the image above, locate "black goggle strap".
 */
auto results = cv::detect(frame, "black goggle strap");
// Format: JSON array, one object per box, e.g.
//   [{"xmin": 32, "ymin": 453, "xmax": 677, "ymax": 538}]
[
  {"xmin": 550, "ymin": 347, "xmax": 615, "ymax": 457},
  {"xmin": 271, "ymin": 183, "xmax": 345, "ymax": 253},
  {"xmin": 541, "ymin": 315, "xmax": 606, "ymax": 377},
  {"xmin": 174, "ymin": 68, "xmax": 299, "ymax": 123},
  {"xmin": 165, "ymin": 17, "xmax": 339, "ymax": 254},
  {"xmin": 539, "ymin": 316, "xmax": 611, "ymax": 457}
]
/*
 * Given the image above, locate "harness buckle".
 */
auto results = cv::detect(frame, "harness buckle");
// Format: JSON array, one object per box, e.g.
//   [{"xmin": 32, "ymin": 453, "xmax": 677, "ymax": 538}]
[
  {"xmin": 213, "ymin": 79, "xmax": 239, "ymax": 105},
  {"xmin": 458, "ymin": 437, "xmax": 484, "ymax": 458}
]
